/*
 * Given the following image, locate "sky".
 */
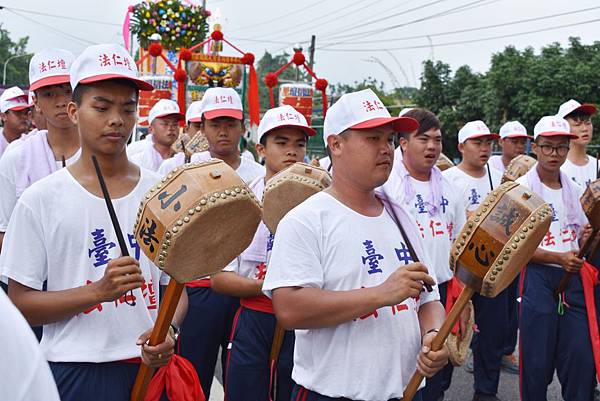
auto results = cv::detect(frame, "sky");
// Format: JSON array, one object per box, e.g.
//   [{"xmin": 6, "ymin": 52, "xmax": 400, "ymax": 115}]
[{"xmin": 1, "ymin": 0, "xmax": 600, "ymax": 90}]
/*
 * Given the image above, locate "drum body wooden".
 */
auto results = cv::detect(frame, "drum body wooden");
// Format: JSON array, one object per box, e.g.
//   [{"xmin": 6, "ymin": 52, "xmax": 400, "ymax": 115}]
[
  {"xmin": 171, "ymin": 132, "xmax": 209, "ymax": 156},
  {"xmin": 436, "ymin": 153, "xmax": 454, "ymax": 171},
  {"xmin": 501, "ymin": 155, "xmax": 536, "ymax": 183},
  {"xmin": 134, "ymin": 159, "xmax": 262, "ymax": 283},
  {"xmin": 581, "ymin": 178, "xmax": 600, "ymax": 228},
  {"xmin": 449, "ymin": 181, "xmax": 552, "ymax": 297},
  {"xmin": 263, "ymin": 162, "xmax": 332, "ymax": 233}
]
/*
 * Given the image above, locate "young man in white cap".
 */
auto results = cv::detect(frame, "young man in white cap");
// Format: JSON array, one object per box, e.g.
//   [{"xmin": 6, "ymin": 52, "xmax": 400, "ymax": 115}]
[
  {"xmin": 443, "ymin": 121, "xmax": 507, "ymax": 401},
  {"xmin": 0, "ymin": 49, "xmax": 79, "ymax": 253},
  {"xmin": 486, "ymin": 120, "xmax": 531, "ymax": 375},
  {"xmin": 211, "ymin": 104, "xmax": 316, "ymax": 401},
  {"xmin": 168, "ymin": 86, "xmax": 264, "ymax": 400},
  {"xmin": 488, "ymin": 121, "xmax": 530, "ymax": 171},
  {"xmin": 384, "ymin": 108, "xmax": 467, "ymax": 401},
  {"xmin": 557, "ymin": 99, "xmax": 598, "ymax": 187},
  {"xmin": 516, "ymin": 115, "xmax": 594, "ymax": 401},
  {"xmin": 0, "ymin": 86, "xmax": 31, "ymax": 158},
  {"xmin": 0, "ymin": 43, "xmax": 186, "ymax": 401},
  {"xmin": 263, "ymin": 89, "xmax": 448, "ymax": 401},
  {"xmin": 129, "ymin": 98, "xmax": 183, "ymax": 171}
]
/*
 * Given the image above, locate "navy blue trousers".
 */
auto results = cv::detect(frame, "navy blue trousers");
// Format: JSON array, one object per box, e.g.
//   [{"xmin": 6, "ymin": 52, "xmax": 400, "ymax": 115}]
[
  {"xmin": 50, "ymin": 361, "xmax": 168, "ymax": 401},
  {"xmin": 421, "ymin": 280, "xmax": 453, "ymax": 401},
  {"xmin": 225, "ymin": 307, "xmax": 295, "ymax": 401},
  {"xmin": 290, "ymin": 384, "xmax": 423, "ymax": 401},
  {"xmin": 179, "ymin": 286, "xmax": 239, "ymax": 400},
  {"xmin": 503, "ymin": 275, "xmax": 520, "ymax": 356},
  {"xmin": 472, "ymin": 281, "xmax": 511, "ymax": 395},
  {"xmin": 519, "ymin": 263, "xmax": 597, "ymax": 401}
]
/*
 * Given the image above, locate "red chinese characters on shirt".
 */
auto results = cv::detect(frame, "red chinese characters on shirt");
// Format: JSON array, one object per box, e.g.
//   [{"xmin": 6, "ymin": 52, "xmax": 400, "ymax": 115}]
[
  {"xmin": 82, "ymin": 278, "xmax": 157, "ymax": 315},
  {"xmin": 254, "ymin": 262, "xmax": 267, "ymax": 280}
]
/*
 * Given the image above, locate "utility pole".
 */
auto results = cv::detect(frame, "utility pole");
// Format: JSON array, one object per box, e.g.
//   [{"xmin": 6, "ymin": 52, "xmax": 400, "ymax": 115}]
[{"xmin": 308, "ymin": 35, "xmax": 316, "ymax": 81}]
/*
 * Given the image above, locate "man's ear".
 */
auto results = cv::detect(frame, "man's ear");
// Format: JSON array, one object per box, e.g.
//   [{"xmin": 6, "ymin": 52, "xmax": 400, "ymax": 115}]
[
  {"xmin": 327, "ymin": 134, "xmax": 344, "ymax": 157},
  {"xmin": 67, "ymin": 102, "xmax": 78, "ymax": 125},
  {"xmin": 531, "ymin": 142, "xmax": 538, "ymax": 157},
  {"xmin": 399, "ymin": 135, "xmax": 409, "ymax": 153},
  {"xmin": 255, "ymin": 142, "xmax": 266, "ymax": 159},
  {"xmin": 457, "ymin": 142, "xmax": 465, "ymax": 154}
]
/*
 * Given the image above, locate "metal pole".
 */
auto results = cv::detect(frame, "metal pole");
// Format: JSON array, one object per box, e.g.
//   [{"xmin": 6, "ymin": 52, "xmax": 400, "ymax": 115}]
[
  {"xmin": 308, "ymin": 35, "xmax": 316, "ymax": 71},
  {"xmin": 3, "ymin": 53, "xmax": 28, "ymax": 86}
]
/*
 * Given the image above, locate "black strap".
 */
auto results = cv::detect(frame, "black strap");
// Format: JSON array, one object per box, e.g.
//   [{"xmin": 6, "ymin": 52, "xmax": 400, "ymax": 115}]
[{"xmin": 486, "ymin": 163, "xmax": 494, "ymax": 191}]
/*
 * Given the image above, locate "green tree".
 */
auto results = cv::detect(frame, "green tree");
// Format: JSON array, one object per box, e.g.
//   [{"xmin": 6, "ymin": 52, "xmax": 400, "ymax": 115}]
[
  {"xmin": 255, "ymin": 51, "xmax": 308, "ymax": 111},
  {"xmin": 0, "ymin": 25, "xmax": 31, "ymax": 87}
]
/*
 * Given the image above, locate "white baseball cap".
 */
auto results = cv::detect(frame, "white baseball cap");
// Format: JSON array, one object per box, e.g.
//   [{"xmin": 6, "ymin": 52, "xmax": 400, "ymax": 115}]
[
  {"xmin": 457, "ymin": 120, "xmax": 499, "ymax": 144},
  {"xmin": 533, "ymin": 115, "xmax": 578, "ymax": 140},
  {"xmin": 199, "ymin": 87, "xmax": 243, "ymax": 120},
  {"xmin": 0, "ymin": 86, "xmax": 30, "ymax": 113},
  {"xmin": 399, "ymin": 107, "xmax": 414, "ymax": 117},
  {"xmin": 29, "ymin": 48, "xmax": 75, "ymax": 91},
  {"xmin": 70, "ymin": 43, "xmax": 153, "ymax": 91},
  {"xmin": 557, "ymin": 99, "xmax": 597, "ymax": 119},
  {"xmin": 323, "ymin": 89, "xmax": 418, "ymax": 144},
  {"xmin": 148, "ymin": 99, "xmax": 184, "ymax": 125},
  {"xmin": 186, "ymin": 101, "xmax": 203, "ymax": 123},
  {"xmin": 499, "ymin": 121, "xmax": 529, "ymax": 139},
  {"xmin": 257, "ymin": 105, "xmax": 316, "ymax": 143}
]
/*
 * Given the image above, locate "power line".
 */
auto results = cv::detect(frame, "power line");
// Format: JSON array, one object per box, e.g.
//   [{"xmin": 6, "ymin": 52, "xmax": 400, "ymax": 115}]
[
  {"xmin": 227, "ymin": 0, "xmax": 326, "ymax": 33},
  {"xmin": 318, "ymin": 5, "xmax": 600, "ymax": 46},
  {"xmin": 6, "ymin": 9, "xmax": 98, "ymax": 46},
  {"xmin": 322, "ymin": 0, "xmax": 490, "ymax": 44},
  {"xmin": 318, "ymin": 17, "xmax": 600, "ymax": 52},
  {"xmin": 0, "ymin": 5, "xmax": 121, "ymax": 26}
]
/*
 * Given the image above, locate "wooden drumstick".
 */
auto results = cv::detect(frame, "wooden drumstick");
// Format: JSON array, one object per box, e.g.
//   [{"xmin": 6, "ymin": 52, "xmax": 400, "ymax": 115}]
[
  {"xmin": 61, "ymin": 155, "xmax": 66, "ymax": 168},
  {"xmin": 486, "ymin": 163, "xmax": 494, "ymax": 191},
  {"xmin": 555, "ymin": 228, "xmax": 599, "ymax": 296},
  {"xmin": 401, "ymin": 287, "xmax": 475, "ymax": 401},
  {"xmin": 181, "ymin": 140, "xmax": 190, "ymax": 164},
  {"xmin": 91, "ymin": 155, "xmax": 135, "ymax": 306}
]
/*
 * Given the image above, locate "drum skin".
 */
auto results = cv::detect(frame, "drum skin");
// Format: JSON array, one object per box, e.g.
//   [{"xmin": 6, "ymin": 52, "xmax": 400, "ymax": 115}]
[
  {"xmin": 501, "ymin": 154, "xmax": 537, "ymax": 184},
  {"xmin": 134, "ymin": 159, "xmax": 262, "ymax": 283},
  {"xmin": 581, "ymin": 178, "xmax": 600, "ymax": 228},
  {"xmin": 447, "ymin": 300, "xmax": 475, "ymax": 366},
  {"xmin": 449, "ymin": 181, "xmax": 552, "ymax": 298},
  {"xmin": 436, "ymin": 153, "xmax": 454, "ymax": 171},
  {"xmin": 262, "ymin": 162, "xmax": 332, "ymax": 233}
]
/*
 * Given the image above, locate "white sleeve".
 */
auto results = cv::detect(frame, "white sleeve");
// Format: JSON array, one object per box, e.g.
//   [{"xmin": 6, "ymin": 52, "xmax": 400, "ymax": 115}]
[
  {"xmin": 0, "ymin": 149, "xmax": 19, "ymax": 232},
  {"xmin": 450, "ymin": 190, "xmax": 467, "ymax": 240},
  {"xmin": 262, "ymin": 214, "xmax": 323, "ymax": 298},
  {"xmin": 129, "ymin": 152, "xmax": 144, "ymax": 168},
  {"xmin": 223, "ymin": 256, "xmax": 240, "ymax": 273},
  {"xmin": 418, "ymin": 282, "xmax": 441, "ymax": 306},
  {"xmin": 158, "ymin": 158, "xmax": 176, "ymax": 176},
  {"xmin": 0, "ymin": 199, "xmax": 47, "ymax": 290}
]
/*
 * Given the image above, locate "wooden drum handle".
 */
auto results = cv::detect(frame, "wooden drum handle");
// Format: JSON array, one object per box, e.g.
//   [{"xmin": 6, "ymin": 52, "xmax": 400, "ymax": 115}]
[
  {"xmin": 401, "ymin": 287, "xmax": 475, "ymax": 401},
  {"xmin": 130, "ymin": 280, "xmax": 185, "ymax": 401},
  {"xmin": 556, "ymin": 228, "xmax": 599, "ymax": 296}
]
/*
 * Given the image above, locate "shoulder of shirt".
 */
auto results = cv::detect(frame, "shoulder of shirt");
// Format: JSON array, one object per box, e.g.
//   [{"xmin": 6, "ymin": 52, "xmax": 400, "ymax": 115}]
[
  {"xmin": 0, "ymin": 141, "xmax": 23, "ymax": 168},
  {"xmin": 241, "ymin": 156, "xmax": 265, "ymax": 171},
  {"xmin": 281, "ymin": 191, "xmax": 329, "ymax": 222},
  {"xmin": 16, "ymin": 168, "xmax": 70, "ymax": 206},
  {"xmin": 138, "ymin": 167, "xmax": 161, "ymax": 188}
]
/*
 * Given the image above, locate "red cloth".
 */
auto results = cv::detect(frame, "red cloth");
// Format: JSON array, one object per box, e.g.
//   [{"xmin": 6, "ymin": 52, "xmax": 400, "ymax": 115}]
[
  {"xmin": 580, "ymin": 261, "xmax": 600, "ymax": 382},
  {"xmin": 186, "ymin": 278, "xmax": 211, "ymax": 288},
  {"xmin": 444, "ymin": 277, "xmax": 464, "ymax": 335},
  {"xmin": 247, "ymin": 65, "xmax": 260, "ymax": 128},
  {"xmin": 145, "ymin": 355, "xmax": 204, "ymax": 401},
  {"xmin": 241, "ymin": 295, "xmax": 274, "ymax": 314}
]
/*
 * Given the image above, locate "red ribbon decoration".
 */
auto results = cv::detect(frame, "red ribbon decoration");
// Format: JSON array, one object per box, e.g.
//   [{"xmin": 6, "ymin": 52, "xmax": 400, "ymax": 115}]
[
  {"xmin": 580, "ymin": 261, "xmax": 600, "ymax": 382},
  {"xmin": 444, "ymin": 277, "xmax": 464, "ymax": 335},
  {"xmin": 145, "ymin": 355, "xmax": 204, "ymax": 401}
]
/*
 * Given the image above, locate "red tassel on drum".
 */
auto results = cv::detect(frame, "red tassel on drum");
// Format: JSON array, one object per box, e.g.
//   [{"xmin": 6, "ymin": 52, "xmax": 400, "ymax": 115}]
[{"xmin": 580, "ymin": 261, "xmax": 600, "ymax": 382}]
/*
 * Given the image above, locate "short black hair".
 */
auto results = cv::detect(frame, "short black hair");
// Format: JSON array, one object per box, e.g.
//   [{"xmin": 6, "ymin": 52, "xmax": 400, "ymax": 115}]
[
  {"xmin": 401, "ymin": 108, "xmax": 440, "ymax": 139},
  {"xmin": 259, "ymin": 127, "xmax": 308, "ymax": 146},
  {"xmin": 564, "ymin": 110, "xmax": 592, "ymax": 121},
  {"xmin": 72, "ymin": 78, "xmax": 139, "ymax": 105},
  {"xmin": 200, "ymin": 114, "xmax": 245, "ymax": 128}
]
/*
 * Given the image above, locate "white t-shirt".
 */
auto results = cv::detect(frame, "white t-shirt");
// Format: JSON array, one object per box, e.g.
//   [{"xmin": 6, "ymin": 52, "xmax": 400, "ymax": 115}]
[
  {"xmin": 382, "ymin": 174, "xmax": 465, "ymax": 284},
  {"xmin": 516, "ymin": 176, "xmax": 585, "ymax": 259},
  {"xmin": 442, "ymin": 166, "xmax": 502, "ymax": 213},
  {"xmin": 127, "ymin": 135, "xmax": 152, "ymax": 156},
  {"xmin": 263, "ymin": 192, "xmax": 439, "ymax": 400},
  {"xmin": 1, "ymin": 129, "xmax": 39, "ymax": 157},
  {"xmin": 561, "ymin": 156, "xmax": 598, "ymax": 188},
  {"xmin": 318, "ymin": 156, "xmax": 331, "ymax": 171},
  {"xmin": 224, "ymin": 176, "xmax": 269, "ymax": 279},
  {"xmin": 158, "ymin": 150, "xmax": 265, "ymax": 183},
  {"xmin": 0, "ymin": 132, "xmax": 80, "ymax": 232},
  {"xmin": 129, "ymin": 142, "xmax": 166, "ymax": 172},
  {"xmin": 0, "ymin": 290, "xmax": 60, "ymax": 401},
  {"xmin": 0, "ymin": 168, "xmax": 168, "ymax": 363},
  {"xmin": 0, "ymin": 128, "xmax": 9, "ymax": 159},
  {"xmin": 488, "ymin": 155, "xmax": 506, "ymax": 172},
  {"xmin": 242, "ymin": 149, "xmax": 255, "ymax": 161}
]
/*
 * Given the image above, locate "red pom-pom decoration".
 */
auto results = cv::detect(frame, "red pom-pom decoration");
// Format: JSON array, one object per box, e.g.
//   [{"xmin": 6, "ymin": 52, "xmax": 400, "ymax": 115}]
[
  {"xmin": 315, "ymin": 78, "xmax": 328, "ymax": 91},
  {"xmin": 292, "ymin": 52, "xmax": 305, "ymax": 66},
  {"xmin": 174, "ymin": 68, "xmax": 188, "ymax": 82},
  {"xmin": 264, "ymin": 73, "xmax": 278, "ymax": 88},
  {"xmin": 211, "ymin": 30, "xmax": 224, "ymax": 41},
  {"xmin": 241, "ymin": 52, "xmax": 255, "ymax": 65},
  {"xmin": 179, "ymin": 48, "xmax": 192, "ymax": 62},
  {"xmin": 148, "ymin": 42, "xmax": 163, "ymax": 57},
  {"xmin": 128, "ymin": 5, "xmax": 135, "ymax": 12}
]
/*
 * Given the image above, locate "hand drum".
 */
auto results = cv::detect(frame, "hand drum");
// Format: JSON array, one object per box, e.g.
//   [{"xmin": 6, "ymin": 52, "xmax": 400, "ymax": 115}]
[
  {"xmin": 436, "ymin": 153, "xmax": 454, "ymax": 171},
  {"xmin": 262, "ymin": 162, "xmax": 332, "ymax": 233},
  {"xmin": 501, "ymin": 155, "xmax": 536, "ymax": 184}
]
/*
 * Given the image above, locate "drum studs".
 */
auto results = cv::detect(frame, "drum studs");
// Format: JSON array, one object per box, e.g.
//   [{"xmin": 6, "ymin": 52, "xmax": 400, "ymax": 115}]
[
  {"xmin": 188, "ymin": 209, "xmax": 194, "ymax": 215},
  {"xmin": 172, "ymin": 227, "xmax": 178, "ymax": 233},
  {"xmin": 482, "ymin": 208, "xmax": 488, "ymax": 213},
  {"xmin": 162, "ymin": 244, "xmax": 167, "ymax": 250},
  {"xmin": 522, "ymin": 227, "xmax": 528, "ymax": 233},
  {"xmin": 490, "ymin": 276, "xmax": 496, "ymax": 281},
  {"xmin": 160, "ymin": 251, "xmax": 167, "ymax": 257},
  {"xmin": 474, "ymin": 218, "xmax": 480, "ymax": 222},
  {"xmin": 200, "ymin": 199, "xmax": 207, "ymax": 205},
  {"xmin": 242, "ymin": 190, "xmax": 247, "ymax": 195},
  {"xmin": 498, "ymin": 259, "xmax": 504, "ymax": 265},
  {"xmin": 225, "ymin": 190, "xmax": 231, "ymax": 195},
  {"xmin": 235, "ymin": 188, "xmax": 241, "ymax": 193},
  {"xmin": 159, "ymin": 261, "xmax": 164, "ymax": 267},
  {"xmin": 468, "ymin": 222, "xmax": 474, "ymax": 228},
  {"xmin": 162, "ymin": 178, "xmax": 167, "ymax": 182},
  {"xmin": 167, "ymin": 174, "xmax": 173, "ymax": 179},
  {"xmin": 184, "ymin": 217, "xmax": 190, "ymax": 223},
  {"xmin": 511, "ymin": 242, "xmax": 518, "ymax": 249},
  {"xmin": 209, "ymin": 197, "xmax": 216, "ymax": 203},
  {"xmin": 195, "ymin": 206, "xmax": 202, "ymax": 212},
  {"xmin": 528, "ymin": 223, "xmax": 534, "ymax": 229},
  {"xmin": 460, "ymin": 239, "xmax": 465, "ymax": 246},
  {"xmin": 165, "ymin": 240, "xmax": 171, "ymax": 246},
  {"xmin": 177, "ymin": 220, "xmax": 183, "ymax": 226},
  {"xmin": 166, "ymin": 232, "xmax": 171, "ymax": 238},
  {"xmin": 150, "ymin": 187, "xmax": 155, "ymax": 192},
  {"xmin": 530, "ymin": 217, "xmax": 536, "ymax": 222},
  {"xmin": 221, "ymin": 193, "xmax": 227, "ymax": 199},
  {"xmin": 145, "ymin": 194, "xmax": 151, "ymax": 199},
  {"xmin": 489, "ymin": 197, "xmax": 496, "ymax": 202},
  {"xmin": 519, "ymin": 233, "xmax": 526, "ymax": 239},
  {"xmin": 503, "ymin": 255, "xmax": 509, "ymax": 261},
  {"xmin": 514, "ymin": 236, "xmax": 520, "ymax": 243}
]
